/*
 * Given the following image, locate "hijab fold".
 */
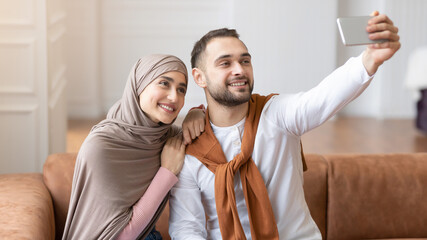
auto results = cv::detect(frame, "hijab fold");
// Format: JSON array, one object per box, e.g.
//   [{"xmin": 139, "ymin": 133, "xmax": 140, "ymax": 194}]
[{"xmin": 62, "ymin": 54, "xmax": 187, "ymax": 240}]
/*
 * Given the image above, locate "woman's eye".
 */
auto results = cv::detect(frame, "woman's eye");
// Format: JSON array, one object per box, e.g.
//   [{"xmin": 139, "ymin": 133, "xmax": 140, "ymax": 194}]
[
  {"xmin": 159, "ymin": 81, "xmax": 169, "ymax": 87},
  {"xmin": 178, "ymin": 87, "xmax": 187, "ymax": 94}
]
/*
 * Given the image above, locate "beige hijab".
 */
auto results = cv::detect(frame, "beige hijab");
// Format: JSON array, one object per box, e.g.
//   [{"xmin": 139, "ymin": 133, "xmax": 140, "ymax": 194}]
[{"xmin": 62, "ymin": 55, "xmax": 187, "ymax": 240}]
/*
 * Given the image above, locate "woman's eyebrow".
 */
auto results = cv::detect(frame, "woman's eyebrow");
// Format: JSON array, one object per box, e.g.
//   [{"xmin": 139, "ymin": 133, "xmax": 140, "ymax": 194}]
[{"xmin": 159, "ymin": 76, "xmax": 187, "ymax": 87}]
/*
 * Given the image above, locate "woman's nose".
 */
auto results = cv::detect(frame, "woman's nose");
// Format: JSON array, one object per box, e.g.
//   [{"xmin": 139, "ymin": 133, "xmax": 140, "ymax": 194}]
[{"xmin": 167, "ymin": 89, "xmax": 178, "ymax": 102}]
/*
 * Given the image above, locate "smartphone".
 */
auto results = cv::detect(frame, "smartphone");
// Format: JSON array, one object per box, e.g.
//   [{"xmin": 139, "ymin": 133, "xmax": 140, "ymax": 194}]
[{"xmin": 337, "ymin": 16, "xmax": 386, "ymax": 46}]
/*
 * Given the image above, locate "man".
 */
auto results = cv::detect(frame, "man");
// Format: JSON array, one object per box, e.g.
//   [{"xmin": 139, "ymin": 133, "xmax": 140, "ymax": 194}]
[{"xmin": 171, "ymin": 11, "xmax": 400, "ymax": 239}]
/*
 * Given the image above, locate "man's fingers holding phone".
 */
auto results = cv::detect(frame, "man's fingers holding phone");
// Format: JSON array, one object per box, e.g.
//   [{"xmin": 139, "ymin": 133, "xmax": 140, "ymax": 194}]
[
  {"xmin": 368, "ymin": 12, "xmax": 394, "ymax": 25},
  {"xmin": 366, "ymin": 12, "xmax": 399, "ymax": 44}
]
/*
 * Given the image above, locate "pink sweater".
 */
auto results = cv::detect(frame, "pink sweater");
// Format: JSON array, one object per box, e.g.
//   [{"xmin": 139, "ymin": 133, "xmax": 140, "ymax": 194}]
[{"xmin": 116, "ymin": 167, "xmax": 178, "ymax": 240}]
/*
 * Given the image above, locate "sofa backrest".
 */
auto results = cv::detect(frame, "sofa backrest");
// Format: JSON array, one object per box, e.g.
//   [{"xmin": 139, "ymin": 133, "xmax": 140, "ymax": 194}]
[
  {"xmin": 303, "ymin": 154, "xmax": 328, "ymax": 239},
  {"xmin": 324, "ymin": 153, "xmax": 427, "ymax": 240},
  {"xmin": 42, "ymin": 152, "xmax": 427, "ymax": 240}
]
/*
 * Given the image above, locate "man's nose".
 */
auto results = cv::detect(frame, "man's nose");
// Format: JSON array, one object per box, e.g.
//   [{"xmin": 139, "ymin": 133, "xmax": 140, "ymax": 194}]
[{"xmin": 232, "ymin": 62, "xmax": 244, "ymax": 75}]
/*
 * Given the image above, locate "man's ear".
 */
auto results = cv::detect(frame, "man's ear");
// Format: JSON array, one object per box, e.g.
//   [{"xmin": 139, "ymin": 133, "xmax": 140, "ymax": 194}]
[{"xmin": 192, "ymin": 68, "xmax": 207, "ymax": 88}]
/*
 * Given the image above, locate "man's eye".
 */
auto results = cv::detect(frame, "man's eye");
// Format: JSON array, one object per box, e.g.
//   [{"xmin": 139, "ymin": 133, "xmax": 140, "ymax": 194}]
[
  {"xmin": 220, "ymin": 62, "xmax": 230, "ymax": 66},
  {"xmin": 242, "ymin": 59, "xmax": 251, "ymax": 64}
]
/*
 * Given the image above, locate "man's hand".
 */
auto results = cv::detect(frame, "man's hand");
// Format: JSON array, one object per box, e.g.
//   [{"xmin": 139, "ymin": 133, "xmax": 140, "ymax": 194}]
[
  {"xmin": 362, "ymin": 11, "xmax": 401, "ymax": 76},
  {"xmin": 182, "ymin": 107, "xmax": 205, "ymax": 145}
]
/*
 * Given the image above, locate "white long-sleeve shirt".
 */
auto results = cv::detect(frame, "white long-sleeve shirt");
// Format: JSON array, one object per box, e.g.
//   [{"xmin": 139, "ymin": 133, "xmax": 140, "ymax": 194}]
[{"xmin": 169, "ymin": 54, "xmax": 373, "ymax": 240}]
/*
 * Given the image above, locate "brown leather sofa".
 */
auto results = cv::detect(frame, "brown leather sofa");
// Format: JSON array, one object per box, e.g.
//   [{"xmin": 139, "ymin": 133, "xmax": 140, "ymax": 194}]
[{"xmin": 1, "ymin": 153, "xmax": 427, "ymax": 240}]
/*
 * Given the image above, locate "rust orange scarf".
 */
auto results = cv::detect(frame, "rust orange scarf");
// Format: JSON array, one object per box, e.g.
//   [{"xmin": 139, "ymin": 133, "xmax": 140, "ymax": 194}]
[{"xmin": 187, "ymin": 94, "xmax": 307, "ymax": 239}]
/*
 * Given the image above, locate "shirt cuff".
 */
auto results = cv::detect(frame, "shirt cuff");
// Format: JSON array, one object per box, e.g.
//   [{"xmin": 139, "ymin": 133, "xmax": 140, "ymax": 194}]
[{"xmin": 356, "ymin": 52, "xmax": 376, "ymax": 80}]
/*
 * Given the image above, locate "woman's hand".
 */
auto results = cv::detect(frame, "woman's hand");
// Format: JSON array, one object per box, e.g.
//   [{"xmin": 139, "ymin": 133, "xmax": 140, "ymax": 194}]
[
  {"xmin": 161, "ymin": 135, "xmax": 186, "ymax": 175},
  {"xmin": 182, "ymin": 106, "xmax": 205, "ymax": 145}
]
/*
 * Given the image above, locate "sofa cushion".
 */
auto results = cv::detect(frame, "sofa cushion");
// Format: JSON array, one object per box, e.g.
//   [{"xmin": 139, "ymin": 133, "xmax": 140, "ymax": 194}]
[
  {"xmin": 303, "ymin": 154, "xmax": 328, "ymax": 240},
  {"xmin": 325, "ymin": 153, "xmax": 427, "ymax": 240},
  {"xmin": 0, "ymin": 173, "xmax": 55, "ymax": 240},
  {"xmin": 43, "ymin": 153, "xmax": 77, "ymax": 240}
]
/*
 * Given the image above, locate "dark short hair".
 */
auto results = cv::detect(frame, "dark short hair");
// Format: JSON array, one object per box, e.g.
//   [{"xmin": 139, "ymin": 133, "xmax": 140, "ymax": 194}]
[{"xmin": 190, "ymin": 28, "xmax": 240, "ymax": 69}]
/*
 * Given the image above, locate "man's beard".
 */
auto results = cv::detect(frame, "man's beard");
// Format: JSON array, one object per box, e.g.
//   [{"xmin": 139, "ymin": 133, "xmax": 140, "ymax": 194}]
[{"xmin": 206, "ymin": 76, "xmax": 254, "ymax": 107}]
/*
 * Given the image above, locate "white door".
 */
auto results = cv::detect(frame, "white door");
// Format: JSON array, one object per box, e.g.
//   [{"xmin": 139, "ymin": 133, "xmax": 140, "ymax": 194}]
[{"xmin": 0, "ymin": 0, "xmax": 67, "ymax": 174}]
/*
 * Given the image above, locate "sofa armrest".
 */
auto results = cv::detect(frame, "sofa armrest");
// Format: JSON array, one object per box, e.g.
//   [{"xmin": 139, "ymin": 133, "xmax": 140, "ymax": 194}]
[
  {"xmin": 43, "ymin": 153, "xmax": 77, "ymax": 240},
  {"xmin": 0, "ymin": 173, "xmax": 55, "ymax": 239}
]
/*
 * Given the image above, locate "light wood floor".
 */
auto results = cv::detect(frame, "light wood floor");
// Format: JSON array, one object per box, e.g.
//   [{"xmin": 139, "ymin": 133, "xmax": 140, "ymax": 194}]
[{"xmin": 67, "ymin": 117, "xmax": 427, "ymax": 154}]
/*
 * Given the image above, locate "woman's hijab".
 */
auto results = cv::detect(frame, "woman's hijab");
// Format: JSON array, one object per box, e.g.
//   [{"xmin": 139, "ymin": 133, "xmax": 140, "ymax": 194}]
[{"xmin": 62, "ymin": 54, "xmax": 187, "ymax": 240}]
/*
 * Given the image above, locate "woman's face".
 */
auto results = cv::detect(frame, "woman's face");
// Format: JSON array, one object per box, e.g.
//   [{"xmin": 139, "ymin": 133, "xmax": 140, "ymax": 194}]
[{"xmin": 139, "ymin": 71, "xmax": 187, "ymax": 124}]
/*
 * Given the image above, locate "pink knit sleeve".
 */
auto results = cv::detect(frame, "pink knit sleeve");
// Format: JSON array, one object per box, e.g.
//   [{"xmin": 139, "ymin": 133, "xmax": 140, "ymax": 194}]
[{"xmin": 116, "ymin": 167, "xmax": 178, "ymax": 240}]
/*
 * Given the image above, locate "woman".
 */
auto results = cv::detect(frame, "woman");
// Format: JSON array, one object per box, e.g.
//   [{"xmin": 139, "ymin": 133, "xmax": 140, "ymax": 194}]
[{"xmin": 62, "ymin": 54, "xmax": 204, "ymax": 240}]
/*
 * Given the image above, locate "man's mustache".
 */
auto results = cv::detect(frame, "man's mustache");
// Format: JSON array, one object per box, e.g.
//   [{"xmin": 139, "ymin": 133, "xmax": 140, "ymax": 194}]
[{"xmin": 228, "ymin": 76, "xmax": 249, "ymax": 82}]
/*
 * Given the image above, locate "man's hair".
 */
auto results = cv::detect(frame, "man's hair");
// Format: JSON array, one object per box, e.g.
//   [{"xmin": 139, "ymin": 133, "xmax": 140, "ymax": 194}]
[{"xmin": 190, "ymin": 28, "xmax": 240, "ymax": 69}]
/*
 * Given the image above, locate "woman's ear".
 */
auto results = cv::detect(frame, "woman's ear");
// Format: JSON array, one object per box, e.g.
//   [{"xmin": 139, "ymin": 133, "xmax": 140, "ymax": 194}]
[{"xmin": 192, "ymin": 68, "xmax": 207, "ymax": 88}]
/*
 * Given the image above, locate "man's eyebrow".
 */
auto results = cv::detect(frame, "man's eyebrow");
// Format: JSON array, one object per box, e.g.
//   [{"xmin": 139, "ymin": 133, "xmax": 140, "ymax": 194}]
[
  {"xmin": 241, "ymin": 53, "xmax": 251, "ymax": 58},
  {"xmin": 214, "ymin": 53, "xmax": 252, "ymax": 63},
  {"xmin": 159, "ymin": 76, "xmax": 187, "ymax": 87},
  {"xmin": 214, "ymin": 54, "xmax": 232, "ymax": 63}
]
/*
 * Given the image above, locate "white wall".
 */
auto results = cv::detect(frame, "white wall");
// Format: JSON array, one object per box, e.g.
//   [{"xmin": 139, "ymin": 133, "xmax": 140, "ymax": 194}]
[
  {"xmin": 99, "ymin": 0, "xmax": 233, "ymax": 114},
  {"xmin": 232, "ymin": 0, "xmax": 337, "ymax": 96},
  {"xmin": 1, "ymin": 1, "xmax": 423, "ymax": 173},
  {"xmin": 337, "ymin": 0, "xmax": 427, "ymax": 118},
  {"xmin": 65, "ymin": 0, "xmax": 426, "ymax": 120},
  {"xmin": 65, "ymin": 0, "xmax": 102, "ymax": 119}
]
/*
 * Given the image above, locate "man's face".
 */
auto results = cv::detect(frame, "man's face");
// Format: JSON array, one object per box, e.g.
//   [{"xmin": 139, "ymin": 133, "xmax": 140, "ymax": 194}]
[{"xmin": 201, "ymin": 37, "xmax": 254, "ymax": 107}]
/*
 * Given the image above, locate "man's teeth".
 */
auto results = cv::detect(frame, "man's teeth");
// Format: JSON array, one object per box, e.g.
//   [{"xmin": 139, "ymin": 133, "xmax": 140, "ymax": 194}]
[
  {"xmin": 230, "ymin": 82, "xmax": 245, "ymax": 86},
  {"xmin": 160, "ymin": 104, "xmax": 173, "ymax": 111}
]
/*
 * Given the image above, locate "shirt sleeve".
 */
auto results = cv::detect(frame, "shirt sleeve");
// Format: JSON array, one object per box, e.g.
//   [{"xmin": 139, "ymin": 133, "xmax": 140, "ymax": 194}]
[
  {"xmin": 116, "ymin": 167, "xmax": 178, "ymax": 240},
  {"xmin": 265, "ymin": 53, "xmax": 374, "ymax": 136},
  {"xmin": 168, "ymin": 156, "xmax": 207, "ymax": 239}
]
